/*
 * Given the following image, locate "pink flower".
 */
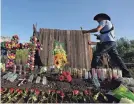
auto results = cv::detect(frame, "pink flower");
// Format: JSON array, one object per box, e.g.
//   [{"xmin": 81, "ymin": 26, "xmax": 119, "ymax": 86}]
[
  {"xmin": 62, "ymin": 71, "xmax": 67, "ymax": 76},
  {"xmin": 59, "ymin": 75, "xmax": 65, "ymax": 81},
  {"xmin": 9, "ymin": 88, "xmax": 14, "ymax": 93},
  {"xmin": 17, "ymin": 90, "xmax": 23, "ymax": 95},
  {"xmin": 56, "ymin": 90, "xmax": 61, "ymax": 94},
  {"xmin": 72, "ymin": 90, "xmax": 79, "ymax": 95},
  {"xmin": 66, "ymin": 71, "xmax": 71, "ymax": 76},
  {"xmin": 25, "ymin": 88, "xmax": 29, "ymax": 93},
  {"xmin": 35, "ymin": 89, "xmax": 40, "ymax": 96},
  {"xmin": 84, "ymin": 89, "xmax": 91, "ymax": 95},
  {"xmin": 66, "ymin": 75, "xmax": 72, "ymax": 82},
  {"xmin": 0, "ymin": 88, "xmax": 3, "ymax": 93},
  {"xmin": 60, "ymin": 92, "xmax": 65, "ymax": 98}
]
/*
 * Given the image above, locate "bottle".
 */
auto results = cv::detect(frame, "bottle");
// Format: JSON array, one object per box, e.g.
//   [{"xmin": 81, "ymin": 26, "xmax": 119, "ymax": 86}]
[
  {"xmin": 36, "ymin": 76, "xmax": 41, "ymax": 83},
  {"xmin": 19, "ymin": 65, "xmax": 22, "ymax": 75},
  {"xmin": 92, "ymin": 73, "xmax": 100, "ymax": 88},
  {"xmin": 42, "ymin": 76, "xmax": 47, "ymax": 85},
  {"xmin": 28, "ymin": 74, "xmax": 34, "ymax": 82}
]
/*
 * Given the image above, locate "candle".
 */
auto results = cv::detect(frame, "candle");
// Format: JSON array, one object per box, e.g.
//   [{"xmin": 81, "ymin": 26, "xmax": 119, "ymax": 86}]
[
  {"xmin": 100, "ymin": 69, "xmax": 105, "ymax": 81},
  {"xmin": 42, "ymin": 76, "xmax": 47, "ymax": 85},
  {"xmin": 113, "ymin": 69, "xmax": 118, "ymax": 79},
  {"xmin": 74, "ymin": 68, "xmax": 77, "ymax": 78},
  {"xmin": 85, "ymin": 71, "xmax": 88, "ymax": 79},
  {"xmin": 88, "ymin": 71, "xmax": 92, "ymax": 79},
  {"xmin": 82, "ymin": 68, "xmax": 86, "ymax": 78},
  {"xmin": 19, "ymin": 65, "xmax": 22, "ymax": 75},
  {"xmin": 97, "ymin": 69, "xmax": 101, "ymax": 79},
  {"xmin": 118, "ymin": 70, "xmax": 122, "ymax": 78},
  {"xmin": 91, "ymin": 68, "xmax": 96, "ymax": 77},
  {"xmin": 103, "ymin": 68, "xmax": 107, "ymax": 79},
  {"xmin": 78, "ymin": 69, "xmax": 82, "ymax": 79},
  {"xmin": 108, "ymin": 68, "xmax": 112, "ymax": 80}
]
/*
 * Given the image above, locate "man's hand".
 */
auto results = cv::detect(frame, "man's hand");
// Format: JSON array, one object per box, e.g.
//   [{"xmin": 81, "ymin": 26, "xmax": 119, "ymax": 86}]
[{"xmin": 82, "ymin": 30, "xmax": 89, "ymax": 34}]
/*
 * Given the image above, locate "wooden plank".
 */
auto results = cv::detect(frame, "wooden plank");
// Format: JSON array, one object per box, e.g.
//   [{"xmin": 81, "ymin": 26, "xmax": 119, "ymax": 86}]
[
  {"xmin": 85, "ymin": 34, "xmax": 89, "ymax": 70},
  {"xmin": 77, "ymin": 31, "xmax": 81, "ymax": 68},
  {"xmin": 66, "ymin": 30, "xmax": 71, "ymax": 67},
  {"xmin": 83, "ymin": 33, "xmax": 86, "ymax": 69},
  {"xmin": 48, "ymin": 29, "xmax": 54, "ymax": 66},
  {"xmin": 40, "ymin": 29, "xmax": 45, "ymax": 64},
  {"xmin": 72, "ymin": 30, "xmax": 76, "ymax": 68},
  {"xmin": 74, "ymin": 30, "xmax": 77, "ymax": 68},
  {"xmin": 80, "ymin": 31, "xmax": 85, "ymax": 68},
  {"xmin": 70, "ymin": 30, "xmax": 73, "ymax": 68},
  {"xmin": 39, "ymin": 28, "xmax": 44, "ymax": 63},
  {"xmin": 88, "ymin": 34, "xmax": 92, "ymax": 69},
  {"xmin": 44, "ymin": 29, "xmax": 49, "ymax": 66}
]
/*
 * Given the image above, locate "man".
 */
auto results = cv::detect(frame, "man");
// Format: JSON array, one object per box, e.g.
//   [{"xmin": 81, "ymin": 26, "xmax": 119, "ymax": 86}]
[{"xmin": 82, "ymin": 13, "xmax": 131, "ymax": 77}]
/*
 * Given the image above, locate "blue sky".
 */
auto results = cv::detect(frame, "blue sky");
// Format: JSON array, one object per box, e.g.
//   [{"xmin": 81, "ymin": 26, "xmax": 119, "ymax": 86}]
[{"xmin": 2, "ymin": 0, "xmax": 134, "ymax": 43}]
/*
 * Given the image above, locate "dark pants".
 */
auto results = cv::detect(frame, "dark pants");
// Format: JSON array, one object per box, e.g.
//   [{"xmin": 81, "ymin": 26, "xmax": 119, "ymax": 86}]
[{"xmin": 91, "ymin": 41, "xmax": 130, "ymax": 75}]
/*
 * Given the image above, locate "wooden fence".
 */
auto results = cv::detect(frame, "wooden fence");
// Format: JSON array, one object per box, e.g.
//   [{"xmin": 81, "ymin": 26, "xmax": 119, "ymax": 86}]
[{"xmin": 35, "ymin": 28, "xmax": 92, "ymax": 69}]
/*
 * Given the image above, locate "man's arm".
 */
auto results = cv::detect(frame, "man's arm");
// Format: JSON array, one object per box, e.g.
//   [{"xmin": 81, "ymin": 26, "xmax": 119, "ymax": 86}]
[
  {"xmin": 82, "ymin": 20, "xmax": 106, "ymax": 34},
  {"xmin": 83, "ymin": 26, "xmax": 103, "ymax": 33}
]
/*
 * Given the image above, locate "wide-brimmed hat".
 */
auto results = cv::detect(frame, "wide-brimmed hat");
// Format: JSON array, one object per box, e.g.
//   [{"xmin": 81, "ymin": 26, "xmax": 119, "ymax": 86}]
[{"xmin": 94, "ymin": 13, "xmax": 111, "ymax": 21}]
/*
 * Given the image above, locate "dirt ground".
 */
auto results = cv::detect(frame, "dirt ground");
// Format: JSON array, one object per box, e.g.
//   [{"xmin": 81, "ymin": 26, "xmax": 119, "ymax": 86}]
[{"xmin": 1, "ymin": 68, "xmax": 134, "ymax": 103}]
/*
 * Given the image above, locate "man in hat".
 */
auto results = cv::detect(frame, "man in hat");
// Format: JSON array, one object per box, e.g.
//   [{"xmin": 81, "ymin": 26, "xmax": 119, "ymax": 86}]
[{"xmin": 82, "ymin": 13, "xmax": 131, "ymax": 77}]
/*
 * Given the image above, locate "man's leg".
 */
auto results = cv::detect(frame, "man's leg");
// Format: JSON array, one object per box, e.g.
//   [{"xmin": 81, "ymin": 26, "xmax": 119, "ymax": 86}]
[
  {"xmin": 91, "ymin": 43, "xmax": 103, "ymax": 68},
  {"xmin": 108, "ymin": 47, "xmax": 131, "ymax": 77}
]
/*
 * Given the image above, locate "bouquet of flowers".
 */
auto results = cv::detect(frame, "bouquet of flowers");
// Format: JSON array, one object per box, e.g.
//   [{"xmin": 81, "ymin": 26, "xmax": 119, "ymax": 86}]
[
  {"xmin": 12, "ymin": 35, "xmax": 19, "ymax": 42},
  {"xmin": 59, "ymin": 71, "xmax": 72, "ymax": 82},
  {"xmin": 53, "ymin": 41, "xmax": 67, "ymax": 69},
  {"xmin": 27, "ymin": 88, "xmax": 40, "ymax": 103}
]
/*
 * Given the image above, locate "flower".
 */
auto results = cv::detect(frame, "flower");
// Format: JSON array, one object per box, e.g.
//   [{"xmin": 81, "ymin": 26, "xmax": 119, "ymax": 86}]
[
  {"xmin": 35, "ymin": 89, "xmax": 40, "ymax": 96},
  {"xmin": 84, "ymin": 89, "xmax": 91, "ymax": 95},
  {"xmin": 62, "ymin": 71, "xmax": 67, "ymax": 76},
  {"xmin": 66, "ymin": 75, "xmax": 72, "ymax": 82},
  {"xmin": 72, "ymin": 90, "xmax": 79, "ymax": 95},
  {"xmin": 9, "ymin": 88, "xmax": 14, "ymax": 93},
  {"xmin": 0, "ymin": 88, "xmax": 4, "ymax": 94},
  {"xmin": 60, "ymin": 92, "xmax": 65, "ymax": 98},
  {"xmin": 66, "ymin": 71, "xmax": 71, "ymax": 76},
  {"xmin": 59, "ymin": 75, "xmax": 65, "ymax": 81},
  {"xmin": 56, "ymin": 90, "xmax": 61, "ymax": 94}
]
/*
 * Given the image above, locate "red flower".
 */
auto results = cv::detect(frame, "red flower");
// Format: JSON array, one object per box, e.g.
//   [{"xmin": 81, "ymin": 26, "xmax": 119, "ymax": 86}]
[
  {"xmin": 66, "ymin": 75, "xmax": 72, "ymax": 82},
  {"xmin": 9, "ymin": 88, "xmax": 14, "ymax": 93},
  {"xmin": 59, "ymin": 75, "xmax": 65, "ymax": 81},
  {"xmin": 48, "ymin": 90, "xmax": 52, "ymax": 94},
  {"xmin": 84, "ymin": 89, "xmax": 92, "ymax": 96},
  {"xmin": 66, "ymin": 71, "xmax": 71, "ymax": 76},
  {"xmin": 25, "ymin": 88, "xmax": 29, "ymax": 93},
  {"xmin": 56, "ymin": 90, "xmax": 61, "ymax": 94},
  {"xmin": 72, "ymin": 90, "xmax": 79, "ymax": 95},
  {"xmin": 35, "ymin": 89, "xmax": 40, "ymax": 96},
  {"xmin": 62, "ymin": 71, "xmax": 67, "ymax": 76},
  {"xmin": 0, "ymin": 88, "xmax": 3, "ymax": 93},
  {"xmin": 60, "ymin": 92, "xmax": 65, "ymax": 98},
  {"xmin": 31, "ymin": 88, "xmax": 35, "ymax": 93},
  {"xmin": 16, "ymin": 88, "xmax": 20, "ymax": 92},
  {"xmin": 18, "ymin": 90, "xmax": 23, "ymax": 95}
]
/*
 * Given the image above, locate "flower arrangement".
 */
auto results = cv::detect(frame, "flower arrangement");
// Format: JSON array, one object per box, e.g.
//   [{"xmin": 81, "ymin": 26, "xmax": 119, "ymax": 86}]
[
  {"xmin": 1, "ymin": 87, "xmax": 112, "ymax": 103},
  {"xmin": 59, "ymin": 71, "xmax": 72, "ymax": 82},
  {"xmin": 53, "ymin": 41, "xmax": 67, "ymax": 69}
]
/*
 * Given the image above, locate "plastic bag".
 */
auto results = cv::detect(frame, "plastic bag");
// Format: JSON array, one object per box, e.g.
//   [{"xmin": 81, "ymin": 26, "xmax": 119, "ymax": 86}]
[{"xmin": 112, "ymin": 84, "xmax": 134, "ymax": 101}]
